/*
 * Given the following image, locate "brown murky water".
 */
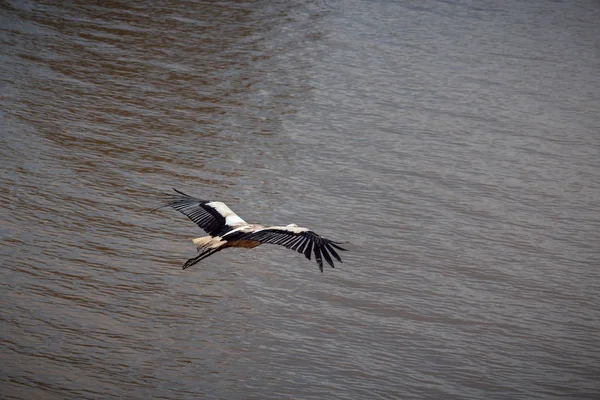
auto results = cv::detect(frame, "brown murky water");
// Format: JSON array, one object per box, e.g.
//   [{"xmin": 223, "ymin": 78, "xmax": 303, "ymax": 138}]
[{"xmin": 2, "ymin": 0, "xmax": 600, "ymax": 399}]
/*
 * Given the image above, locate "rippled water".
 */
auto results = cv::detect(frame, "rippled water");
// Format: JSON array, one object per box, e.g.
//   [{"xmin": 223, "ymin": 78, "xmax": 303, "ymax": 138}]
[{"xmin": 2, "ymin": 0, "xmax": 600, "ymax": 399}]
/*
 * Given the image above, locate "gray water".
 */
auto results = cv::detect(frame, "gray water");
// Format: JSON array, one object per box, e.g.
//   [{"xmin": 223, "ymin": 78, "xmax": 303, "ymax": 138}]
[{"xmin": 1, "ymin": 0, "xmax": 600, "ymax": 399}]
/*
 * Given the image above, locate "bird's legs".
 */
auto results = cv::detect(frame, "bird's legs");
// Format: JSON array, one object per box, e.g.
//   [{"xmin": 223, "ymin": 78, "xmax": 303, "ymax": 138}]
[{"xmin": 182, "ymin": 247, "xmax": 224, "ymax": 269}]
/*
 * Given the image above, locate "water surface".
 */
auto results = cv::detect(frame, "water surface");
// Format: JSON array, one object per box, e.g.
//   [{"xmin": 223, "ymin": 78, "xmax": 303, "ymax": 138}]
[{"xmin": 1, "ymin": 0, "xmax": 599, "ymax": 399}]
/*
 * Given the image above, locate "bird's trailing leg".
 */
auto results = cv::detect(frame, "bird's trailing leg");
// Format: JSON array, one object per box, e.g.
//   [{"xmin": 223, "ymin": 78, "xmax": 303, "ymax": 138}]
[{"xmin": 183, "ymin": 247, "xmax": 223, "ymax": 269}]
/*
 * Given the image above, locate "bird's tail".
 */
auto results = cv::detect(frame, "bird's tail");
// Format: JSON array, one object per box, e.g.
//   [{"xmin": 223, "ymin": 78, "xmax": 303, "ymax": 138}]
[{"xmin": 192, "ymin": 236, "xmax": 224, "ymax": 251}]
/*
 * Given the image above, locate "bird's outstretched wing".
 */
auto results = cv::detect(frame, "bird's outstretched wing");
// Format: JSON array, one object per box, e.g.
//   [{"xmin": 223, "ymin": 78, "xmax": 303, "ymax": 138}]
[
  {"xmin": 153, "ymin": 189, "xmax": 246, "ymax": 237},
  {"xmin": 226, "ymin": 225, "xmax": 347, "ymax": 272}
]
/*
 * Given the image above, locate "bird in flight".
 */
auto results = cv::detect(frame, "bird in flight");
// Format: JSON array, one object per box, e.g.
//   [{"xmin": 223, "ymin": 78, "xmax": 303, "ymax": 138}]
[{"xmin": 154, "ymin": 189, "xmax": 347, "ymax": 272}]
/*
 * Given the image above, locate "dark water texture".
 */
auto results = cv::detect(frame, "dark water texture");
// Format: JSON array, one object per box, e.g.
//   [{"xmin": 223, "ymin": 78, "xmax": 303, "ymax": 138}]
[{"xmin": 1, "ymin": 0, "xmax": 599, "ymax": 399}]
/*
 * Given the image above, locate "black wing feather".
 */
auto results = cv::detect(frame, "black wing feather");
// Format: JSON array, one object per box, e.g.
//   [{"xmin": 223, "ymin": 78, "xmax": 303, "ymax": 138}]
[
  {"xmin": 290, "ymin": 237, "xmax": 306, "ymax": 252},
  {"xmin": 313, "ymin": 245, "xmax": 323, "ymax": 272},
  {"xmin": 304, "ymin": 240, "xmax": 313, "ymax": 261},
  {"xmin": 325, "ymin": 243, "xmax": 342, "ymax": 263},
  {"xmin": 320, "ymin": 243, "xmax": 335, "ymax": 269}
]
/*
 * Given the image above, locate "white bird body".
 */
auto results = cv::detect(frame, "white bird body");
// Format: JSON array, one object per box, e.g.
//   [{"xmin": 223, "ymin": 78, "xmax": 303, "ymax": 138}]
[{"xmin": 155, "ymin": 189, "xmax": 346, "ymax": 272}]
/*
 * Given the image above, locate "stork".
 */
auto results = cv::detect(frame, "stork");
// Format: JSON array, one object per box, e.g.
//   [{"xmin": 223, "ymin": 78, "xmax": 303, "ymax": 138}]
[{"xmin": 154, "ymin": 189, "xmax": 346, "ymax": 272}]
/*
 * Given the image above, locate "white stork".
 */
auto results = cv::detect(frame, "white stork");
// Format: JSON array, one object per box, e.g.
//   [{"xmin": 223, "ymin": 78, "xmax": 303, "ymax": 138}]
[{"xmin": 154, "ymin": 189, "xmax": 347, "ymax": 272}]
